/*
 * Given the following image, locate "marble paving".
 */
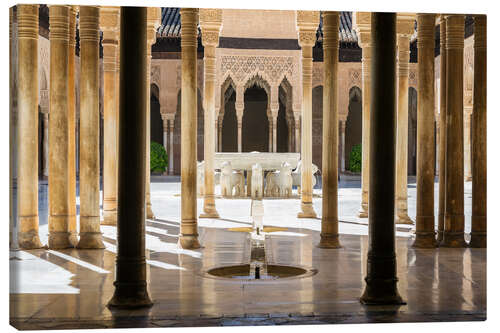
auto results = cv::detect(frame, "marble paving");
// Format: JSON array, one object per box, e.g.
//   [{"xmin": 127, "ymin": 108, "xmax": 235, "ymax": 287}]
[{"xmin": 9, "ymin": 176, "xmax": 485, "ymax": 329}]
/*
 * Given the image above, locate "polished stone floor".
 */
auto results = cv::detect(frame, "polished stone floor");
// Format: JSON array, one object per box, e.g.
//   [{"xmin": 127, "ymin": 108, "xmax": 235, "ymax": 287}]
[{"xmin": 9, "ymin": 176, "xmax": 486, "ymax": 329}]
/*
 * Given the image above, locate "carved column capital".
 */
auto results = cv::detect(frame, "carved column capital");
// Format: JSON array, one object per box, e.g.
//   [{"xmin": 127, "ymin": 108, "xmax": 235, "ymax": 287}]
[
  {"xmin": 352, "ymin": 12, "xmax": 371, "ymax": 48},
  {"xmin": 79, "ymin": 6, "xmax": 100, "ymax": 43},
  {"xmin": 17, "ymin": 5, "xmax": 39, "ymax": 40},
  {"xmin": 296, "ymin": 10, "xmax": 319, "ymax": 48},
  {"xmin": 445, "ymin": 15, "xmax": 465, "ymax": 50},
  {"xmin": 180, "ymin": 8, "xmax": 199, "ymax": 48},
  {"xmin": 49, "ymin": 5, "xmax": 70, "ymax": 42},
  {"xmin": 322, "ymin": 12, "xmax": 339, "ymax": 50}
]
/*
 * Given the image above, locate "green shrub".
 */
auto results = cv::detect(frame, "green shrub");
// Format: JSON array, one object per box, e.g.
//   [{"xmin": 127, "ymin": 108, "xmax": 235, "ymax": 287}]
[
  {"xmin": 150, "ymin": 141, "xmax": 168, "ymax": 173},
  {"xmin": 349, "ymin": 143, "xmax": 362, "ymax": 173}
]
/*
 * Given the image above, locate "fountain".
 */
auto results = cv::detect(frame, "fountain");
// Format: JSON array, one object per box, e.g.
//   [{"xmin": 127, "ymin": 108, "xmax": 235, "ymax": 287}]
[{"xmin": 205, "ymin": 175, "xmax": 317, "ymax": 281}]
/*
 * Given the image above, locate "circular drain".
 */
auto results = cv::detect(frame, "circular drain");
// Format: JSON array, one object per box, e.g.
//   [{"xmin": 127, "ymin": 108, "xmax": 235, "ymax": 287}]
[{"xmin": 203, "ymin": 264, "xmax": 317, "ymax": 282}]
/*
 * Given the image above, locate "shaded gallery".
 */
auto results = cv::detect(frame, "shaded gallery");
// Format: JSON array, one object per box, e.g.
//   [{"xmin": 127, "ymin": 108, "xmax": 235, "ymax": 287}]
[{"xmin": 9, "ymin": 4, "xmax": 486, "ymax": 329}]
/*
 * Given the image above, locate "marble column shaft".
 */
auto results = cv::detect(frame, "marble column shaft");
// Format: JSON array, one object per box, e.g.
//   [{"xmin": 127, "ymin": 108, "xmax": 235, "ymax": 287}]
[
  {"xmin": 78, "ymin": 6, "xmax": 104, "ymax": 249},
  {"xmin": 9, "ymin": 7, "xmax": 16, "ymax": 248},
  {"xmin": 42, "ymin": 112, "xmax": 49, "ymax": 177},
  {"xmin": 442, "ymin": 15, "xmax": 467, "ymax": 248},
  {"xmin": 179, "ymin": 8, "xmax": 201, "ymax": 249},
  {"xmin": 272, "ymin": 112, "xmax": 278, "ymax": 152},
  {"xmin": 395, "ymin": 32, "xmax": 413, "ymax": 225},
  {"xmin": 318, "ymin": 11, "xmax": 341, "ymax": 248},
  {"xmin": 200, "ymin": 15, "xmax": 221, "ymax": 218},
  {"xmin": 169, "ymin": 120, "xmax": 174, "ymax": 174},
  {"xmin": 470, "ymin": 15, "xmax": 487, "ymax": 248},
  {"xmin": 360, "ymin": 12, "xmax": 404, "ymax": 305},
  {"xmin": 339, "ymin": 120, "xmax": 346, "ymax": 172},
  {"xmin": 145, "ymin": 12, "xmax": 158, "ymax": 220},
  {"xmin": 413, "ymin": 14, "xmax": 437, "ymax": 248},
  {"xmin": 108, "ymin": 6, "xmax": 152, "ymax": 308},
  {"xmin": 101, "ymin": 7, "xmax": 119, "ymax": 226},
  {"xmin": 358, "ymin": 32, "xmax": 371, "ymax": 218},
  {"xmin": 17, "ymin": 4, "xmax": 43, "ymax": 249},
  {"xmin": 296, "ymin": 12, "xmax": 318, "ymax": 218},
  {"xmin": 67, "ymin": 6, "xmax": 78, "ymax": 246},
  {"xmin": 162, "ymin": 117, "xmax": 168, "ymax": 153},
  {"xmin": 236, "ymin": 107, "xmax": 243, "ymax": 153},
  {"xmin": 48, "ymin": 5, "xmax": 72, "ymax": 249},
  {"xmin": 295, "ymin": 118, "xmax": 300, "ymax": 153},
  {"xmin": 437, "ymin": 16, "xmax": 447, "ymax": 243}
]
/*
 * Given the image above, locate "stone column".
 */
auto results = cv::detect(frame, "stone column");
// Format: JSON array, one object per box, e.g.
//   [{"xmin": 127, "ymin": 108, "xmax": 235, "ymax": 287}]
[
  {"xmin": 353, "ymin": 13, "xmax": 371, "ymax": 218},
  {"xmin": 145, "ymin": 8, "xmax": 161, "ymax": 220},
  {"xmin": 437, "ymin": 16, "xmax": 447, "ymax": 243},
  {"xmin": 169, "ymin": 117, "xmax": 174, "ymax": 174},
  {"xmin": 271, "ymin": 111, "xmax": 278, "ymax": 152},
  {"xmin": 179, "ymin": 8, "xmax": 201, "ymax": 249},
  {"xmin": 77, "ymin": 6, "xmax": 104, "ymax": 249},
  {"xmin": 318, "ymin": 11, "xmax": 341, "ymax": 248},
  {"xmin": 48, "ymin": 5, "xmax": 72, "ymax": 249},
  {"xmin": 295, "ymin": 117, "xmax": 300, "ymax": 153},
  {"xmin": 108, "ymin": 6, "xmax": 152, "ymax": 308},
  {"xmin": 199, "ymin": 8, "xmax": 222, "ymax": 218},
  {"xmin": 463, "ymin": 111, "xmax": 472, "ymax": 181},
  {"xmin": 67, "ymin": 6, "xmax": 78, "ymax": 246},
  {"xmin": 413, "ymin": 14, "xmax": 437, "ymax": 248},
  {"xmin": 296, "ymin": 10, "xmax": 319, "ymax": 218},
  {"xmin": 9, "ymin": 6, "xmax": 16, "ymax": 248},
  {"xmin": 162, "ymin": 115, "xmax": 168, "ymax": 152},
  {"xmin": 442, "ymin": 15, "xmax": 467, "ymax": 248},
  {"xmin": 268, "ymin": 113, "xmax": 273, "ymax": 152},
  {"xmin": 470, "ymin": 15, "xmax": 486, "ymax": 248},
  {"xmin": 100, "ymin": 7, "xmax": 120, "ymax": 226},
  {"xmin": 215, "ymin": 118, "xmax": 218, "ymax": 152},
  {"xmin": 360, "ymin": 12, "xmax": 404, "ymax": 305},
  {"xmin": 17, "ymin": 4, "xmax": 43, "ymax": 249},
  {"xmin": 236, "ymin": 103, "xmax": 243, "ymax": 153},
  {"xmin": 218, "ymin": 115, "xmax": 223, "ymax": 152},
  {"xmin": 42, "ymin": 111, "xmax": 49, "ymax": 178},
  {"xmin": 395, "ymin": 14, "xmax": 414, "ymax": 225},
  {"xmin": 339, "ymin": 119, "xmax": 346, "ymax": 172}
]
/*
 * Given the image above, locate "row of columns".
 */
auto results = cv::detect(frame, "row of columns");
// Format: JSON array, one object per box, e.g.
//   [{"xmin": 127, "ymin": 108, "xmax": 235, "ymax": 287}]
[
  {"xmin": 414, "ymin": 14, "xmax": 487, "ymax": 249},
  {"xmin": 16, "ymin": 5, "xmax": 105, "ymax": 249}
]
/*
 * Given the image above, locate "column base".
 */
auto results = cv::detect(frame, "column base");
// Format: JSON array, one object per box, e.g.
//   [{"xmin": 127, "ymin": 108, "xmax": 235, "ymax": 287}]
[
  {"xmin": 357, "ymin": 203, "xmax": 368, "ymax": 218},
  {"xmin": 360, "ymin": 277, "xmax": 406, "ymax": 305},
  {"xmin": 178, "ymin": 234, "xmax": 201, "ymax": 249},
  {"xmin": 146, "ymin": 204, "xmax": 155, "ymax": 220},
  {"xmin": 395, "ymin": 213, "xmax": 414, "ymax": 225},
  {"xmin": 48, "ymin": 232, "xmax": 74, "ymax": 249},
  {"xmin": 297, "ymin": 202, "xmax": 317, "ymax": 218},
  {"xmin": 200, "ymin": 197, "xmax": 219, "ymax": 218},
  {"xmin": 412, "ymin": 232, "xmax": 438, "ymax": 248},
  {"xmin": 436, "ymin": 230, "xmax": 444, "ymax": 244},
  {"xmin": 199, "ymin": 210, "xmax": 220, "ymax": 219},
  {"xmin": 469, "ymin": 231, "xmax": 486, "ymax": 248},
  {"xmin": 317, "ymin": 234, "xmax": 342, "ymax": 249},
  {"xmin": 18, "ymin": 230, "xmax": 43, "ymax": 249},
  {"xmin": 68, "ymin": 215, "xmax": 78, "ymax": 247},
  {"xmin": 440, "ymin": 231, "xmax": 467, "ymax": 248},
  {"xmin": 102, "ymin": 210, "xmax": 117, "ymax": 226},
  {"xmin": 108, "ymin": 282, "xmax": 153, "ymax": 309},
  {"xmin": 69, "ymin": 232, "xmax": 79, "ymax": 247},
  {"xmin": 77, "ymin": 232, "xmax": 105, "ymax": 249}
]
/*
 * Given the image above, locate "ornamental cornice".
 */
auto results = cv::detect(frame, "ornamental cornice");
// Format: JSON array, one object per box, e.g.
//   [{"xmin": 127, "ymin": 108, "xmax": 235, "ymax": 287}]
[{"xmin": 219, "ymin": 55, "xmax": 295, "ymax": 87}]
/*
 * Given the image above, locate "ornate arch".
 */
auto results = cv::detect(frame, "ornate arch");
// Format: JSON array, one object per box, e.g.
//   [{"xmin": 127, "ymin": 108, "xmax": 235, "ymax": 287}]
[{"xmin": 244, "ymin": 74, "xmax": 271, "ymax": 96}]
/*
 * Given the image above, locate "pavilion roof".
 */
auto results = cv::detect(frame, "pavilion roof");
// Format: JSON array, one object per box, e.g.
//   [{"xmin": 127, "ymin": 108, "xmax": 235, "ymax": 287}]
[{"xmin": 157, "ymin": 8, "xmax": 358, "ymax": 43}]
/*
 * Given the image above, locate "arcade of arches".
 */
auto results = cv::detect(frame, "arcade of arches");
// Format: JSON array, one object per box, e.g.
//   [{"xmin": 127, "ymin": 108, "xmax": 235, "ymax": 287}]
[{"xmin": 9, "ymin": 5, "xmax": 487, "ymax": 328}]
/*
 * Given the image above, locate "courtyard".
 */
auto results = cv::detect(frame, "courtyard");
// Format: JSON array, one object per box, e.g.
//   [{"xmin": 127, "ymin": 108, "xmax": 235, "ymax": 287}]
[{"xmin": 9, "ymin": 177, "xmax": 486, "ymax": 329}]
